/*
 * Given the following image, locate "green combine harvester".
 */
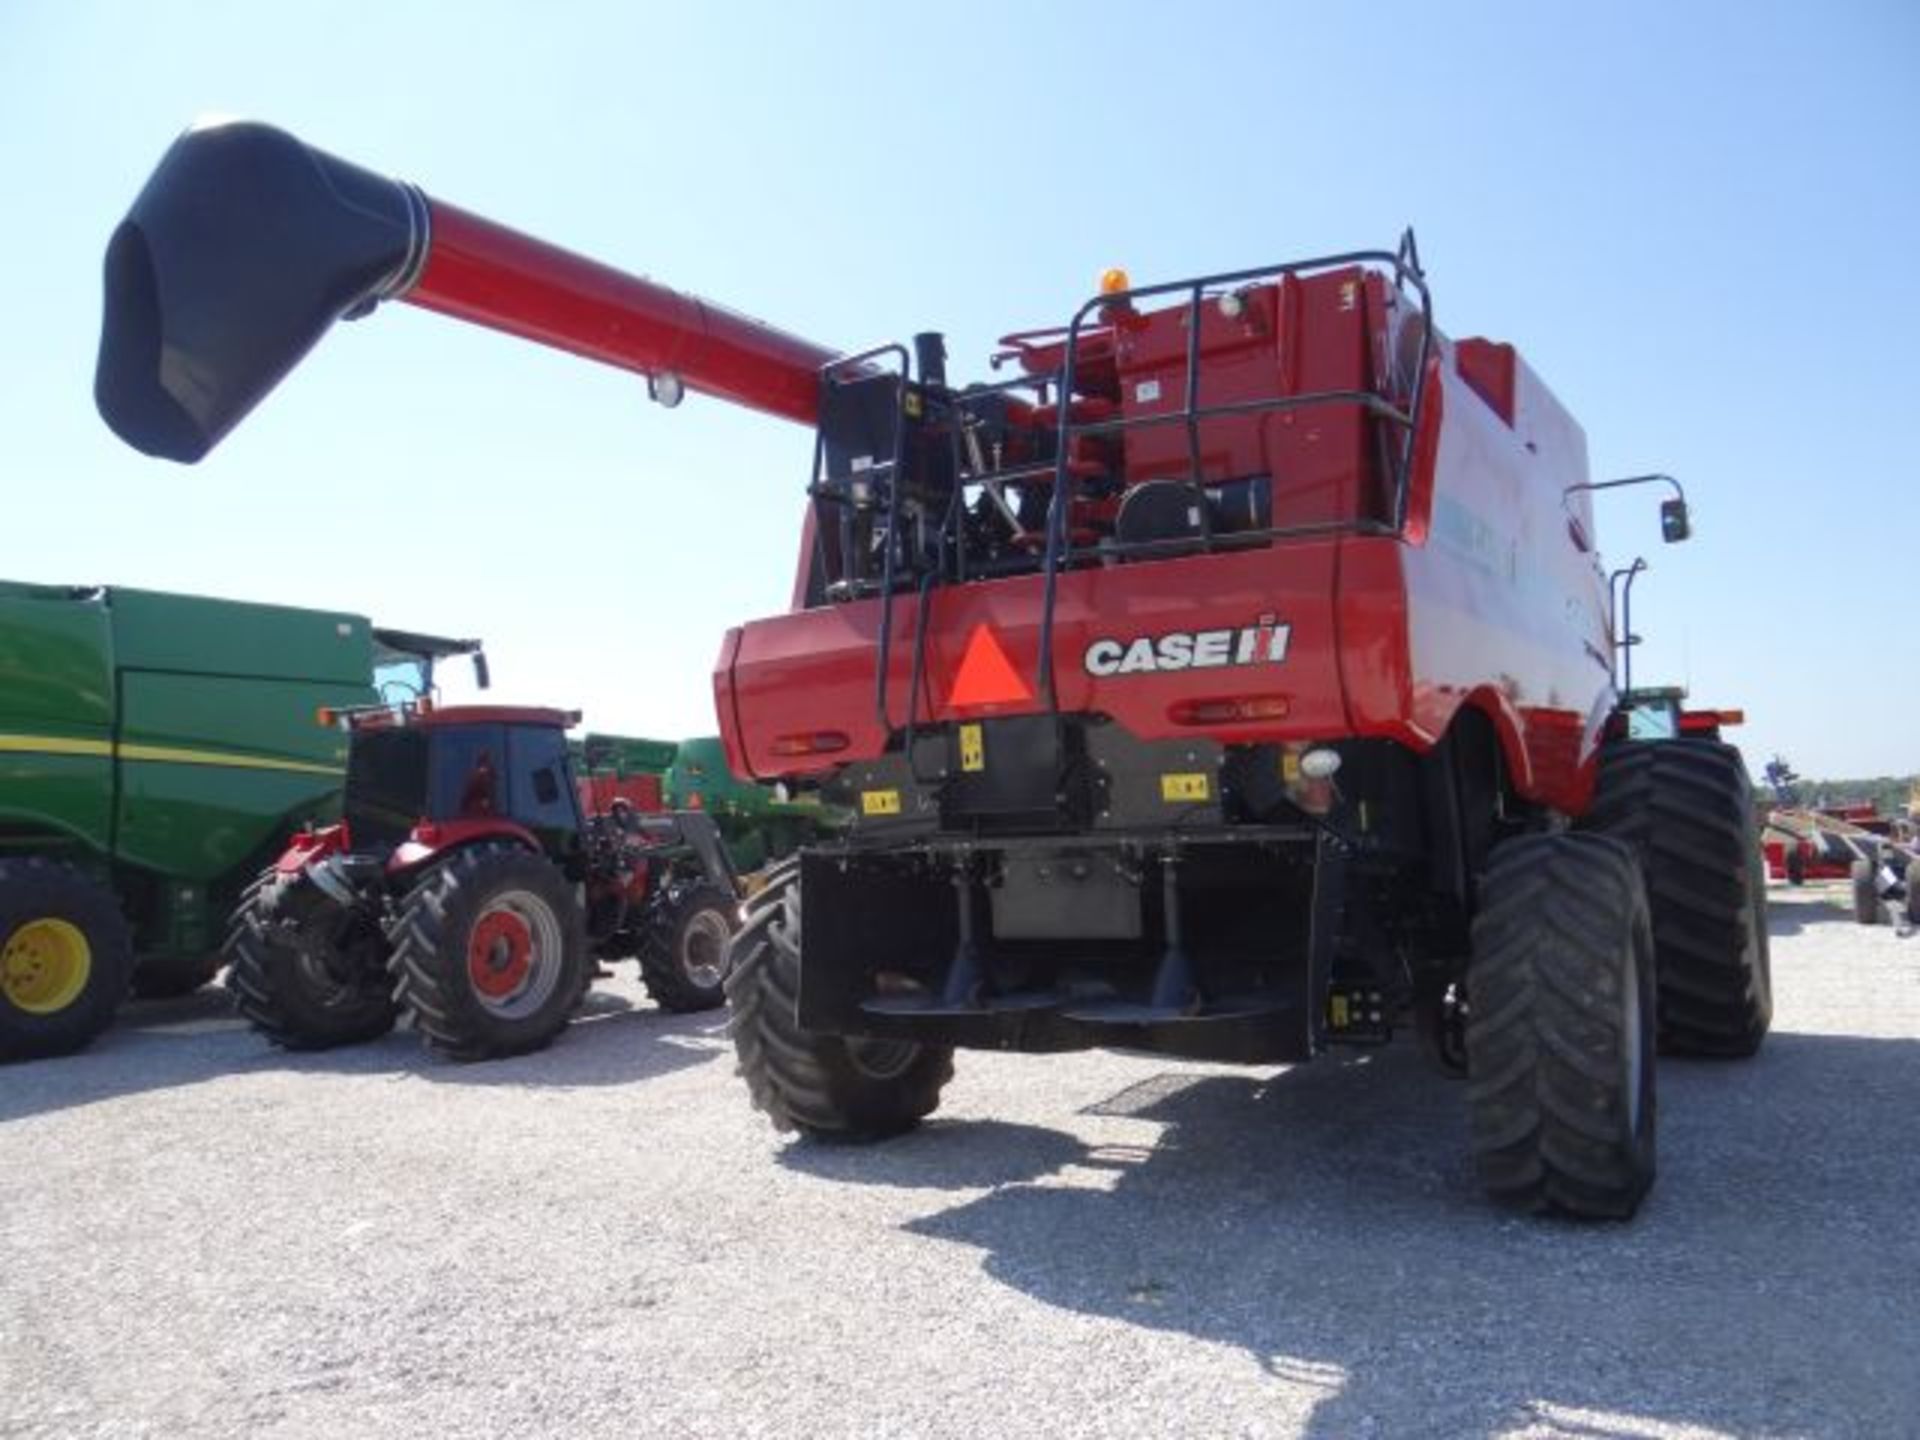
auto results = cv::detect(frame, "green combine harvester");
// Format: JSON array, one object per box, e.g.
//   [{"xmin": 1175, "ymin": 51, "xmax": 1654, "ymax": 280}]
[{"xmin": 0, "ymin": 580, "xmax": 482, "ymax": 1061}]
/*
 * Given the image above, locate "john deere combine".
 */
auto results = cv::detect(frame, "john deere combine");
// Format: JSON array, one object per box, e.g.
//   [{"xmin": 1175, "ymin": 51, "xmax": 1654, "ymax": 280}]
[{"xmin": 0, "ymin": 580, "xmax": 480, "ymax": 1061}]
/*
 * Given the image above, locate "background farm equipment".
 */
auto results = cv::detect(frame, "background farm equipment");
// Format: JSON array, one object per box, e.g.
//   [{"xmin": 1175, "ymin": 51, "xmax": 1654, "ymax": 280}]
[
  {"xmin": 226, "ymin": 703, "xmax": 740, "ymax": 1061},
  {"xmin": 96, "ymin": 119, "xmax": 1775, "ymax": 1219},
  {"xmin": 0, "ymin": 578, "xmax": 481, "ymax": 1062},
  {"xmin": 1760, "ymin": 756, "xmax": 1918, "ymax": 925}
]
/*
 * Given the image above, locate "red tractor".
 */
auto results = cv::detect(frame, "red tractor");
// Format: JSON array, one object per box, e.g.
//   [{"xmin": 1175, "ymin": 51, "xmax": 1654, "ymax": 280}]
[
  {"xmin": 225, "ymin": 702, "xmax": 740, "ymax": 1061},
  {"xmin": 95, "ymin": 121, "xmax": 1771, "ymax": 1215}
]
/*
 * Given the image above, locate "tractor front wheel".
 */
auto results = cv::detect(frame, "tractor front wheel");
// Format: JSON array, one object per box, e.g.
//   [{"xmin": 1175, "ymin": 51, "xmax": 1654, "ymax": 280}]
[
  {"xmin": 726, "ymin": 860, "xmax": 954, "ymax": 1140},
  {"xmin": 638, "ymin": 882, "xmax": 738, "ymax": 1013},
  {"xmin": 388, "ymin": 844, "xmax": 588, "ymax": 1062},
  {"xmin": 224, "ymin": 869, "xmax": 397, "ymax": 1049},
  {"xmin": 1466, "ymin": 833, "xmax": 1656, "ymax": 1220},
  {"xmin": 0, "ymin": 859, "xmax": 134, "ymax": 1062}
]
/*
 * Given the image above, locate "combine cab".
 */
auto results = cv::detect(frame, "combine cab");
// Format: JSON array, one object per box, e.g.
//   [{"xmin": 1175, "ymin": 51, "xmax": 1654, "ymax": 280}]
[{"xmin": 94, "ymin": 120, "xmax": 1774, "ymax": 1214}]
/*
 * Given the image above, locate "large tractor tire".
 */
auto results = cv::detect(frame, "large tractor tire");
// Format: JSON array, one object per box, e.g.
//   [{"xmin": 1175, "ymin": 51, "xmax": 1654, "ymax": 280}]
[
  {"xmin": 727, "ymin": 860, "xmax": 954, "ymax": 1140},
  {"xmin": 224, "ymin": 869, "xmax": 397, "ymax": 1049},
  {"xmin": 0, "ymin": 859, "xmax": 134, "ymax": 1063},
  {"xmin": 1582, "ymin": 739, "xmax": 1772, "ymax": 1057},
  {"xmin": 638, "ymin": 882, "xmax": 738, "ymax": 1013},
  {"xmin": 131, "ymin": 952, "xmax": 222, "ymax": 999},
  {"xmin": 1466, "ymin": 833, "xmax": 1656, "ymax": 1220},
  {"xmin": 1851, "ymin": 859, "xmax": 1883, "ymax": 926},
  {"xmin": 388, "ymin": 844, "xmax": 589, "ymax": 1062}
]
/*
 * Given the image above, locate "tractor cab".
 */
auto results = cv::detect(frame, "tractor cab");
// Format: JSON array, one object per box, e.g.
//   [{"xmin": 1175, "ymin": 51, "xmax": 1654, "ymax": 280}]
[
  {"xmin": 341, "ymin": 705, "xmax": 583, "ymax": 859},
  {"xmin": 369, "ymin": 628, "xmax": 490, "ymax": 706}
]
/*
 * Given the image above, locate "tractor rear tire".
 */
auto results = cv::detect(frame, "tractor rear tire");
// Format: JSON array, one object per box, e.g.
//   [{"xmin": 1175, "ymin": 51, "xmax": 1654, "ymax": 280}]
[
  {"xmin": 638, "ymin": 882, "xmax": 738, "ymax": 1013},
  {"xmin": 131, "ymin": 952, "xmax": 222, "ymax": 999},
  {"xmin": 224, "ymin": 869, "xmax": 397, "ymax": 1050},
  {"xmin": 726, "ymin": 860, "xmax": 954, "ymax": 1140},
  {"xmin": 389, "ymin": 844, "xmax": 589, "ymax": 1062},
  {"xmin": 1851, "ymin": 859, "xmax": 1883, "ymax": 925},
  {"xmin": 1466, "ymin": 833, "xmax": 1656, "ymax": 1220},
  {"xmin": 0, "ymin": 859, "xmax": 134, "ymax": 1063},
  {"xmin": 1582, "ymin": 739, "xmax": 1772, "ymax": 1057}
]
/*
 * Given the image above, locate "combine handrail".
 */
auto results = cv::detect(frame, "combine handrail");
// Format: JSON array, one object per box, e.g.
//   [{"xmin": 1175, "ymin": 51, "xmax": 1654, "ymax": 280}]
[{"xmin": 1034, "ymin": 238, "xmax": 1434, "ymax": 707}]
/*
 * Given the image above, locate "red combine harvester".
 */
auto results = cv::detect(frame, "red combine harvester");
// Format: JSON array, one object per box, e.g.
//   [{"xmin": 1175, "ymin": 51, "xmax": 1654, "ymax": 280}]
[{"xmin": 96, "ymin": 121, "xmax": 1770, "ymax": 1217}]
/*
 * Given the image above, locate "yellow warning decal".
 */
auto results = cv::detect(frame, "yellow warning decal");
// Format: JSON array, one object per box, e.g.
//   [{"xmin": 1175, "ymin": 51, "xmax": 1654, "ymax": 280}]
[
  {"xmin": 1330, "ymin": 994, "xmax": 1350, "ymax": 1029},
  {"xmin": 1160, "ymin": 773, "xmax": 1210, "ymax": 803},
  {"xmin": 958, "ymin": 723, "xmax": 985, "ymax": 773},
  {"xmin": 861, "ymin": 789, "xmax": 902, "ymax": 817}
]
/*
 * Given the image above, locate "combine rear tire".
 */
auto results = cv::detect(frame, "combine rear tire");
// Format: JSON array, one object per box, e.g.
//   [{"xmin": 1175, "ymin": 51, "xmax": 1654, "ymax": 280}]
[
  {"xmin": 0, "ymin": 859, "xmax": 134, "ymax": 1062},
  {"xmin": 1467, "ymin": 833, "xmax": 1655, "ymax": 1220},
  {"xmin": 726, "ymin": 860, "xmax": 953, "ymax": 1140},
  {"xmin": 1583, "ymin": 740, "xmax": 1771, "ymax": 1056},
  {"xmin": 224, "ymin": 870, "xmax": 397, "ymax": 1049},
  {"xmin": 389, "ymin": 844, "xmax": 588, "ymax": 1061},
  {"xmin": 131, "ymin": 953, "xmax": 222, "ymax": 999},
  {"xmin": 1851, "ymin": 859, "xmax": 1883, "ymax": 925},
  {"xmin": 638, "ymin": 882, "xmax": 738, "ymax": 1013}
]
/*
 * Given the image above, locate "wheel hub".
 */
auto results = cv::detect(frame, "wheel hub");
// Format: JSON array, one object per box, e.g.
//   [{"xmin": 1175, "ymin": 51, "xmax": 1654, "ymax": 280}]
[
  {"xmin": 2, "ymin": 918, "xmax": 93, "ymax": 1015},
  {"xmin": 679, "ymin": 909, "xmax": 731, "ymax": 990},
  {"xmin": 468, "ymin": 910, "xmax": 534, "ymax": 1000}
]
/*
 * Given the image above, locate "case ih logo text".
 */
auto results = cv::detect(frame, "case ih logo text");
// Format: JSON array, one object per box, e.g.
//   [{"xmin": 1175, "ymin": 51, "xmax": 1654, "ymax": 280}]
[{"xmin": 1083, "ymin": 622, "xmax": 1292, "ymax": 676}]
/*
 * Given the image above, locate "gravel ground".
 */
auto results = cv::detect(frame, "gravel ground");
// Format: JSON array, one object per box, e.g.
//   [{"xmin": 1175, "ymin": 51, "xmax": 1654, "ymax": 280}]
[{"xmin": 3, "ymin": 884, "xmax": 1916, "ymax": 1439}]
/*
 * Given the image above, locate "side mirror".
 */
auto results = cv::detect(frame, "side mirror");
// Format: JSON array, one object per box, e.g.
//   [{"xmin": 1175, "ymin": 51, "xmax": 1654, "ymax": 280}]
[
  {"xmin": 1660, "ymin": 497, "xmax": 1691, "ymax": 543},
  {"xmin": 471, "ymin": 651, "xmax": 491, "ymax": 690}
]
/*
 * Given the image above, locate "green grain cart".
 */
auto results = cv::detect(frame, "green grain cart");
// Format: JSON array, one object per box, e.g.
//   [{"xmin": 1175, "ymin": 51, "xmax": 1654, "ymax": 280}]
[{"xmin": 0, "ymin": 580, "xmax": 481, "ymax": 1061}]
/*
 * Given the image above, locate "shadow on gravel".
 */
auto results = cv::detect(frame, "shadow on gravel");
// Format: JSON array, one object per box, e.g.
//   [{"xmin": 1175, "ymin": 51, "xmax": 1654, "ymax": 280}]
[
  {"xmin": 0, "ymin": 983, "xmax": 730, "ymax": 1125},
  {"xmin": 894, "ymin": 1035, "xmax": 1919, "ymax": 1438}
]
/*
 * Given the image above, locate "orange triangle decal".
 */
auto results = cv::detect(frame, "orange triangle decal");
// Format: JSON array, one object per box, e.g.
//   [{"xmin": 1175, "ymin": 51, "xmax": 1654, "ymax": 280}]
[{"xmin": 947, "ymin": 623, "xmax": 1033, "ymax": 708}]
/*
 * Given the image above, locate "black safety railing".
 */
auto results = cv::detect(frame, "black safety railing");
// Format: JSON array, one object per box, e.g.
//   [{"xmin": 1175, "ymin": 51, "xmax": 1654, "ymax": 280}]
[
  {"xmin": 1033, "ymin": 231, "xmax": 1432, "ymax": 705},
  {"xmin": 809, "ymin": 232, "xmax": 1434, "ymax": 735}
]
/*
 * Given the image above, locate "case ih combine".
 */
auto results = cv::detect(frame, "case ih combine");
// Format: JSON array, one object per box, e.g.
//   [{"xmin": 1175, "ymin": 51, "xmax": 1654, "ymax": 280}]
[{"xmin": 95, "ymin": 120, "xmax": 1771, "ymax": 1217}]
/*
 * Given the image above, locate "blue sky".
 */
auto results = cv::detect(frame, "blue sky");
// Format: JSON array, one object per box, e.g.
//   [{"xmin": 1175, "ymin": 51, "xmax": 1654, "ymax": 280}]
[{"xmin": 1, "ymin": 1, "xmax": 1915, "ymax": 776}]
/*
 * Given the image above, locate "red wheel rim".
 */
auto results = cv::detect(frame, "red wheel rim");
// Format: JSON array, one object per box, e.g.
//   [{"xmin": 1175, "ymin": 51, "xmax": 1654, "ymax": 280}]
[{"xmin": 468, "ymin": 909, "xmax": 534, "ymax": 999}]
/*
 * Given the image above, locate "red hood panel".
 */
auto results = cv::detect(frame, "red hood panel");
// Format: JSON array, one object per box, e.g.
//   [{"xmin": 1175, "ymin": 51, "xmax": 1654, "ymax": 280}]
[{"xmin": 724, "ymin": 543, "xmax": 1352, "ymax": 777}]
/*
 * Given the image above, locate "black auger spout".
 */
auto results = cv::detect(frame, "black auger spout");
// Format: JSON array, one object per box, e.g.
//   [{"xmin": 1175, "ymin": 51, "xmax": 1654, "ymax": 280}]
[
  {"xmin": 96, "ymin": 121, "xmax": 428, "ymax": 462},
  {"xmin": 96, "ymin": 119, "xmax": 837, "ymax": 464}
]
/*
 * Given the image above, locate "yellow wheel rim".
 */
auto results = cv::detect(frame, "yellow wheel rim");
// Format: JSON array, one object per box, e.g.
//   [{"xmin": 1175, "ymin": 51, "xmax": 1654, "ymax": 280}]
[{"xmin": 2, "ymin": 917, "xmax": 93, "ymax": 1015}]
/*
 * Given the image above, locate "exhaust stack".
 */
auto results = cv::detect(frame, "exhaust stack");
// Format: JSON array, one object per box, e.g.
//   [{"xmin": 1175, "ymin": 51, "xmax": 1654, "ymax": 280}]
[{"xmin": 97, "ymin": 120, "xmax": 839, "ymax": 463}]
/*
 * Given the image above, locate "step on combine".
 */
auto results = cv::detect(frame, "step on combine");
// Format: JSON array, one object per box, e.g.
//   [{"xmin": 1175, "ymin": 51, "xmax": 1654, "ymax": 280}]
[{"xmin": 95, "ymin": 120, "xmax": 1772, "ymax": 1214}]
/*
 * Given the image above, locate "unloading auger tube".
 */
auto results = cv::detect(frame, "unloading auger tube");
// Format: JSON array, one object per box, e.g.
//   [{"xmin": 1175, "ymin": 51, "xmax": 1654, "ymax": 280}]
[{"xmin": 96, "ymin": 119, "xmax": 839, "ymax": 462}]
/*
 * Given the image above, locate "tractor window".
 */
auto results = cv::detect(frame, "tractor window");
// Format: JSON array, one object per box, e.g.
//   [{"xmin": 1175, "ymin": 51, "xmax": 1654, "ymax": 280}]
[
  {"xmin": 429, "ymin": 726, "xmax": 506, "ymax": 820},
  {"xmin": 1625, "ymin": 704, "xmax": 1678, "ymax": 741},
  {"xmin": 372, "ymin": 648, "xmax": 431, "ymax": 705},
  {"xmin": 345, "ymin": 729, "xmax": 430, "ymax": 847},
  {"xmin": 509, "ymin": 726, "xmax": 581, "ymax": 834}
]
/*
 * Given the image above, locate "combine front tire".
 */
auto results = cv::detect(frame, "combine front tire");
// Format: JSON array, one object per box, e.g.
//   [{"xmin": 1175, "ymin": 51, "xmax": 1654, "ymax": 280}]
[
  {"xmin": 0, "ymin": 859, "xmax": 134, "ymax": 1062},
  {"xmin": 638, "ymin": 882, "xmax": 738, "ymax": 1013},
  {"xmin": 1466, "ymin": 833, "xmax": 1656, "ymax": 1220},
  {"xmin": 726, "ymin": 861, "xmax": 953, "ymax": 1140},
  {"xmin": 1583, "ymin": 740, "xmax": 1771, "ymax": 1056},
  {"xmin": 224, "ymin": 869, "xmax": 397, "ymax": 1049},
  {"xmin": 389, "ymin": 844, "xmax": 588, "ymax": 1061}
]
